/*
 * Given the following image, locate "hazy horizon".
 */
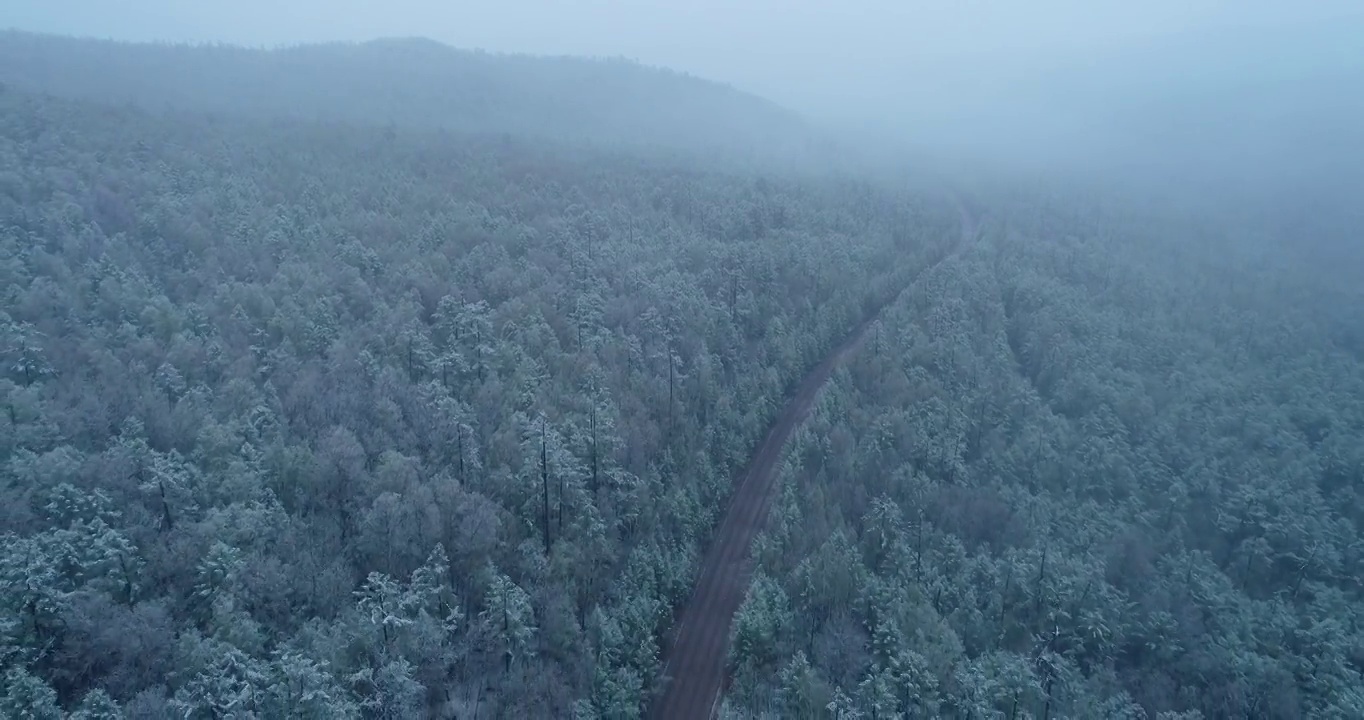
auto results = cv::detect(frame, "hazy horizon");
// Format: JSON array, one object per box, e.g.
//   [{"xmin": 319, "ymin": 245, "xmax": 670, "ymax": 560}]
[
  {"xmin": 7, "ymin": 2, "xmax": 1364, "ymax": 193},
  {"xmin": 9, "ymin": 2, "xmax": 1363, "ymax": 119}
]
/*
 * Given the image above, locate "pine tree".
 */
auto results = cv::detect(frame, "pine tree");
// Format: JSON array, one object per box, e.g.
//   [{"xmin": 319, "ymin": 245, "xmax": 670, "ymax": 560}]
[
  {"xmin": 0, "ymin": 667, "xmax": 63, "ymax": 720},
  {"xmin": 69, "ymin": 689, "xmax": 124, "ymax": 720},
  {"xmin": 480, "ymin": 565, "xmax": 537, "ymax": 673}
]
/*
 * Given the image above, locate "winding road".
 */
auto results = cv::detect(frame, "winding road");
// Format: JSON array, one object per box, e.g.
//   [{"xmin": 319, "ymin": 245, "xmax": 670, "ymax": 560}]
[{"xmin": 648, "ymin": 199, "xmax": 977, "ymax": 719}]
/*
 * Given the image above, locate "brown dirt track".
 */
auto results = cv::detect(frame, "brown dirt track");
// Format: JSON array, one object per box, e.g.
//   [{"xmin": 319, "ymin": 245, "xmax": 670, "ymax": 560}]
[{"xmin": 648, "ymin": 201, "xmax": 977, "ymax": 719}]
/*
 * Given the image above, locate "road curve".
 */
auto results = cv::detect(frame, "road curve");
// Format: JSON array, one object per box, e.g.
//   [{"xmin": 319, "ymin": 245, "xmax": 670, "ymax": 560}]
[{"xmin": 648, "ymin": 198, "xmax": 976, "ymax": 719}]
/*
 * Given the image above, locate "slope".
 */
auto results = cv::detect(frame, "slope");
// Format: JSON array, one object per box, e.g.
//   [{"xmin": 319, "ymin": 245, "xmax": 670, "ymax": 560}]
[
  {"xmin": 719, "ymin": 184, "xmax": 1364, "ymax": 718},
  {"xmin": 649, "ymin": 200, "xmax": 976, "ymax": 719},
  {"xmin": 0, "ymin": 31, "xmax": 830, "ymax": 167},
  {"xmin": 0, "ymin": 85, "xmax": 960, "ymax": 717}
]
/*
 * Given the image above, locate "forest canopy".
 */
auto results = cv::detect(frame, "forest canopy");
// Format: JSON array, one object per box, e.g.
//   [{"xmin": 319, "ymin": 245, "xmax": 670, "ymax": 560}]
[
  {"xmin": 2, "ymin": 29, "xmax": 1362, "ymax": 720},
  {"xmin": 0, "ymin": 66, "xmax": 953, "ymax": 716}
]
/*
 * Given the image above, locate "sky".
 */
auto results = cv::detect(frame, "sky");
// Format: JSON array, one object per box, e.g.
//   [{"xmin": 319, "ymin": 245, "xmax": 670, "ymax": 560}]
[{"xmin": 7, "ymin": 0, "xmax": 1363, "ymax": 120}]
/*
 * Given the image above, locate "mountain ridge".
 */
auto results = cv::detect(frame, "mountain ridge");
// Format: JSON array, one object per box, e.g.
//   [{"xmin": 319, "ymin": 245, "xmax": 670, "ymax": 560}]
[{"xmin": 0, "ymin": 30, "xmax": 836, "ymax": 169}]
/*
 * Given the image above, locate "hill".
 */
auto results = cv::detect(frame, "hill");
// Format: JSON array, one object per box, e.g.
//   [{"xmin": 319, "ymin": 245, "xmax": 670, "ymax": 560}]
[
  {"xmin": 5, "ymin": 22, "xmax": 1361, "ymax": 720},
  {"xmin": 0, "ymin": 85, "xmax": 956, "ymax": 717},
  {"xmin": 0, "ymin": 31, "xmax": 832, "ymax": 167},
  {"xmin": 723, "ymin": 181, "xmax": 1364, "ymax": 720}
]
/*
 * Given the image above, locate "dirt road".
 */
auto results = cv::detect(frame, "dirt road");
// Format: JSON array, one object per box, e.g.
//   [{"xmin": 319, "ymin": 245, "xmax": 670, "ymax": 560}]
[{"xmin": 648, "ymin": 199, "xmax": 976, "ymax": 719}]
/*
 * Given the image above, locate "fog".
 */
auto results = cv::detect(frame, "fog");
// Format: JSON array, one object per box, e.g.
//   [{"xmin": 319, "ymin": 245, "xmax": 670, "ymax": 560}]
[
  {"xmin": 9, "ymin": 1, "xmax": 1364, "ymax": 190},
  {"xmin": 4, "ymin": 8, "xmax": 1364, "ymax": 717}
]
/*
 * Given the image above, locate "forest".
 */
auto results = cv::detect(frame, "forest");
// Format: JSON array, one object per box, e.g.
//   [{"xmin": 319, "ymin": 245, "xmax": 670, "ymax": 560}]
[
  {"xmin": 0, "ymin": 47, "xmax": 953, "ymax": 716},
  {"xmin": 3, "ymin": 30, "xmax": 1363, "ymax": 720},
  {"xmin": 723, "ymin": 190, "xmax": 1364, "ymax": 718},
  {"xmin": 0, "ymin": 30, "xmax": 832, "ymax": 171}
]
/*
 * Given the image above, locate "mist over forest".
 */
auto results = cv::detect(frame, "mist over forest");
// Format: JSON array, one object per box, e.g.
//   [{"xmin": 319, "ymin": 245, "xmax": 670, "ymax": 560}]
[{"xmin": 1, "ymin": 4, "xmax": 1362, "ymax": 719}]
